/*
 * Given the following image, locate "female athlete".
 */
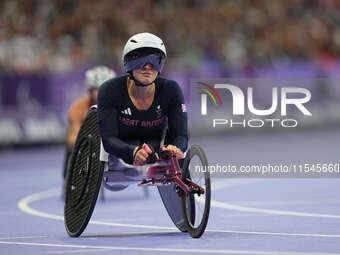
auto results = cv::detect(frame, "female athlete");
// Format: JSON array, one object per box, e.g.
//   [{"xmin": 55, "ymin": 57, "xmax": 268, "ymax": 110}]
[
  {"xmin": 65, "ymin": 34, "xmax": 210, "ymax": 238},
  {"xmin": 97, "ymin": 32, "xmax": 188, "ymax": 170}
]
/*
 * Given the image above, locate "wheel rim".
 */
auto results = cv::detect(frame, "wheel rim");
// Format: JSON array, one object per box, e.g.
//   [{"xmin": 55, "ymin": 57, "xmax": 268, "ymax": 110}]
[{"xmin": 184, "ymin": 153, "xmax": 209, "ymax": 229}]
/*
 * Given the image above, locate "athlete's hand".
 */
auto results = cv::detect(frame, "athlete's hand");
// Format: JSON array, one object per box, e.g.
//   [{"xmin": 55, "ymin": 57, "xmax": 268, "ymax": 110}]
[
  {"xmin": 163, "ymin": 145, "xmax": 184, "ymax": 158},
  {"xmin": 133, "ymin": 146, "xmax": 149, "ymax": 165}
]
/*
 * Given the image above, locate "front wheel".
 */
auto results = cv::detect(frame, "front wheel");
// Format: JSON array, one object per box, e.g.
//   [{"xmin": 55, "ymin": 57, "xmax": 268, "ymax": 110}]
[{"xmin": 181, "ymin": 144, "xmax": 211, "ymax": 238}]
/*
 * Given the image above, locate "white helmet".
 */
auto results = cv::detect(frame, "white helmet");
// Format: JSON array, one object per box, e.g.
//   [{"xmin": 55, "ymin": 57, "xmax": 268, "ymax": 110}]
[
  {"xmin": 85, "ymin": 66, "xmax": 116, "ymax": 90},
  {"xmin": 122, "ymin": 32, "xmax": 167, "ymax": 73}
]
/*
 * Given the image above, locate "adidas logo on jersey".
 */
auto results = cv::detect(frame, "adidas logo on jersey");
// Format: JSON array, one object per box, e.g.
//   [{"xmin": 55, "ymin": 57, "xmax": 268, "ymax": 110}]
[{"xmin": 121, "ymin": 107, "xmax": 132, "ymax": 115}]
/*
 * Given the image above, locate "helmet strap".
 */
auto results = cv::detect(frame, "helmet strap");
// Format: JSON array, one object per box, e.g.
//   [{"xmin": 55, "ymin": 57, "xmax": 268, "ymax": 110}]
[{"xmin": 129, "ymin": 72, "xmax": 157, "ymax": 87}]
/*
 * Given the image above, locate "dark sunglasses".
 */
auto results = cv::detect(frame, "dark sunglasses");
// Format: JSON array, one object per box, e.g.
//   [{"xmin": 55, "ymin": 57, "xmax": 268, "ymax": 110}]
[{"xmin": 125, "ymin": 48, "xmax": 165, "ymax": 62}]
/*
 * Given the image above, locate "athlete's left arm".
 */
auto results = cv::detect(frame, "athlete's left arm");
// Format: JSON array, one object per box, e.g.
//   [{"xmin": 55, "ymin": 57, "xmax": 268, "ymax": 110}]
[{"xmin": 166, "ymin": 81, "xmax": 188, "ymax": 152}]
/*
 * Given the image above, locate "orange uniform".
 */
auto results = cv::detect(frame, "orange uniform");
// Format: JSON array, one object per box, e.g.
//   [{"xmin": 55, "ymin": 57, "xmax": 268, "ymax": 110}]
[
  {"xmin": 67, "ymin": 95, "xmax": 93, "ymax": 148},
  {"xmin": 62, "ymin": 65, "xmax": 116, "ymax": 184}
]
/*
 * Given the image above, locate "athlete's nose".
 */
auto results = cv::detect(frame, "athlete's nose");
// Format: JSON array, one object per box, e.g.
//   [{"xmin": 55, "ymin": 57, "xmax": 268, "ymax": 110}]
[{"xmin": 142, "ymin": 63, "xmax": 154, "ymax": 70}]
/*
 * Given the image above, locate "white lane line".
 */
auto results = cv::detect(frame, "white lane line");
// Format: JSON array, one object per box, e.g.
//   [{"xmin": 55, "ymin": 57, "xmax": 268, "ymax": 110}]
[
  {"xmin": 90, "ymin": 220, "xmax": 173, "ymax": 230},
  {"xmin": 211, "ymin": 179, "xmax": 263, "ymax": 191},
  {"xmin": 18, "ymin": 188, "xmax": 63, "ymax": 221},
  {"xmin": 210, "ymin": 179, "xmax": 340, "ymax": 218},
  {"xmin": 17, "ymin": 188, "xmax": 340, "ymax": 238},
  {"xmin": 217, "ymin": 213, "xmax": 265, "ymax": 218},
  {"xmin": 211, "ymin": 200, "xmax": 340, "ymax": 219},
  {"xmin": 81, "ymin": 230, "xmax": 179, "ymax": 237},
  {"xmin": 0, "ymin": 235, "xmax": 48, "ymax": 240},
  {"xmin": 1, "ymin": 241, "xmax": 340, "ymax": 255},
  {"xmin": 226, "ymin": 199, "xmax": 340, "ymax": 207},
  {"xmin": 17, "ymin": 188, "xmax": 174, "ymax": 230},
  {"xmin": 209, "ymin": 229, "xmax": 340, "ymax": 238},
  {"xmin": 94, "ymin": 217, "xmax": 155, "ymax": 222},
  {"xmin": 47, "ymin": 248, "xmax": 110, "ymax": 254}
]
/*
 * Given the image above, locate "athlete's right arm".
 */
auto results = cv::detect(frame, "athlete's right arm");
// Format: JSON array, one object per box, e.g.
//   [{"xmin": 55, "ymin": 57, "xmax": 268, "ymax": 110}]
[{"xmin": 97, "ymin": 81, "xmax": 136, "ymax": 163}]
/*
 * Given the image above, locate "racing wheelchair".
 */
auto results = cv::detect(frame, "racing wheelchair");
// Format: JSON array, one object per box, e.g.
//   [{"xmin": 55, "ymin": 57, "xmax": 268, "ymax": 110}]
[{"xmin": 64, "ymin": 106, "xmax": 211, "ymax": 238}]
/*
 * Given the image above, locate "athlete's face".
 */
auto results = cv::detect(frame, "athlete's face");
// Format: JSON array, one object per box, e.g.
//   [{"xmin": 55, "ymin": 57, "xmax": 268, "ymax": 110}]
[{"xmin": 132, "ymin": 63, "xmax": 158, "ymax": 85}]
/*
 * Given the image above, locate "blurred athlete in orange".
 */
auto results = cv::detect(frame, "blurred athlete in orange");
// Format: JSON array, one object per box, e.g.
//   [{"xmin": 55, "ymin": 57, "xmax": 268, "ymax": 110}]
[{"xmin": 63, "ymin": 66, "xmax": 116, "ymax": 179}]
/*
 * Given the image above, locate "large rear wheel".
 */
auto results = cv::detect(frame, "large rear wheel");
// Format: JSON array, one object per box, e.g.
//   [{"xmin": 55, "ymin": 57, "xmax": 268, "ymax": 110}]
[{"xmin": 64, "ymin": 108, "xmax": 103, "ymax": 237}]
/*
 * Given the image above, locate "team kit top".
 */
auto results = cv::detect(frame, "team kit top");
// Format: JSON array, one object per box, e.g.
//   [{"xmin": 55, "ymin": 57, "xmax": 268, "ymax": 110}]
[{"xmin": 98, "ymin": 75, "xmax": 188, "ymax": 164}]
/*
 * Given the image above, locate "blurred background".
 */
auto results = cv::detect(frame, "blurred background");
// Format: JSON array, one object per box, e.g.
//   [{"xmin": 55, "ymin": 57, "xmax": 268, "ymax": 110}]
[{"xmin": 0, "ymin": 0, "xmax": 340, "ymax": 147}]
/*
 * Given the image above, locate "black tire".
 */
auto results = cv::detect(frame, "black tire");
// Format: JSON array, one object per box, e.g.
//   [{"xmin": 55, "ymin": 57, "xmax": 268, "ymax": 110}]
[
  {"xmin": 181, "ymin": 144, "xmax": 211, "ymax": 238},
  {"xmin": 64, "ymin": 108, "xmax": 103, "ymax": 237}
]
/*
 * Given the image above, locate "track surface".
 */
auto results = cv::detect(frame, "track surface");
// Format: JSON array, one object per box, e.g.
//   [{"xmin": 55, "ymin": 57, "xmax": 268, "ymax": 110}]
[{"xmin": 1, "ymin": 129, "xmax": 340, "ymax": 255}]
